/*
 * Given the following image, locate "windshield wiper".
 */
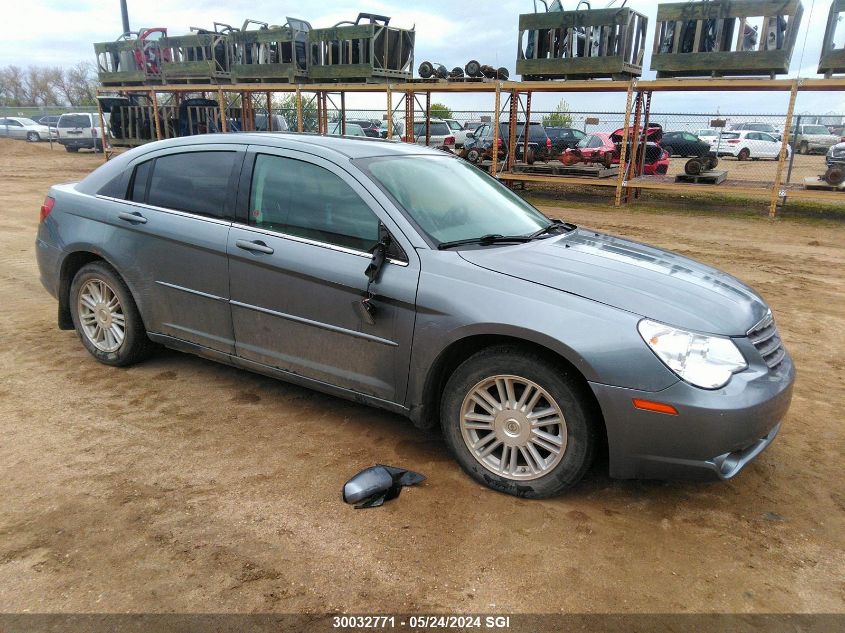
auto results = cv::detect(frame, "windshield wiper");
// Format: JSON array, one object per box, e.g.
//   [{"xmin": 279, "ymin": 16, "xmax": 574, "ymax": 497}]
[
  {"xmin": 437, "ymin": 233, "xmax": 532, "ymax": 250},
  {"xmin": 528, "ymin": 219, "xmax": 577, "ymax": 240}
]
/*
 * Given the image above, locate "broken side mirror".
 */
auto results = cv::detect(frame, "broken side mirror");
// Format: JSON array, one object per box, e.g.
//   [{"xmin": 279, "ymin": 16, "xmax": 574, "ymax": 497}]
[{"xmin": 342, "ymin": 464, "xmax": 425, "ymax": 509}]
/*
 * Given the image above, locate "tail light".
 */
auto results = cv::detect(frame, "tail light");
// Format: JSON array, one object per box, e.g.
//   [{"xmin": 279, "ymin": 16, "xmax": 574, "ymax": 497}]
[
  {"xmin": 401, "ymin": 135, "xmax": 407, "ymax": 142},
  {"xmin": 546, "ymin": 137, "xmax": 552, "ymax": 150},
  {"xmin": 727, "ymin": 139, "xmax": 740, "ymax": 144},
  {"xmin": 92, "ymin": 127, "xmax": 98, "ymax": 137},
  {"xmin": 40, "ymin": 196, "xmax": 55, "ymax": 222},
  {"xmin": 497, "ymin": 137, "xmax": 503, "ymax": 148},
  {"xmin": 444, "ymin": 135, "xmax": 455, "ymax": 146}
]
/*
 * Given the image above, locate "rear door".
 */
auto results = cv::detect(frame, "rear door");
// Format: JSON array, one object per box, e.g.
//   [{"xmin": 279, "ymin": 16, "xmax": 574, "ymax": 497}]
[
  {"xmin": 105, "ymin": 144, "xmax": 244, "ymax": 353},
  {"xmin": 759, "ymin": 132, "xmax": 780, "ymax": 157},
  {"xmin": 227, "ymin": 146, "xmax": 420, "ymax": 403}
]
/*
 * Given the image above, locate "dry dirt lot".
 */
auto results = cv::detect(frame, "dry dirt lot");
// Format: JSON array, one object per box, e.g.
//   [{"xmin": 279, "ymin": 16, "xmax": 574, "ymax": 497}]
[{"xmin": 0, "ymin": 138, "xmax": 843, "ymax": 614}]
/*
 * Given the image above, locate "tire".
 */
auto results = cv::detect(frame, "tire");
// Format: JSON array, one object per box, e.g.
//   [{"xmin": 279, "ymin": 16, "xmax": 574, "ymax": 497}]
[
  {"xmin": 824, "ymin": 165, "xmax": 845, "ymax": 186},
  {"xmin": 602, "ymin": 151, "xmax": 614, "ymax": 168},
  {"xmin": 705, "ymin": 156, "xmax": 719, "ymax": 170},
  {"xmin": 525, "ymin": 147, "xmax": 535, "ymax": 165},
  {"xmin": 800, "ymin": 141, "xmax": 809, "ymax": 155},
  {"xmin": 466, "ymin": 148, "xmax": 480, "ymax": 164},
  {"xmin": 65, "ymin": 146, "xmax": 79, "ymax": 152},
  {"xmin": 684, "ymin": 158, "xmax": 703, "ymax": 175},
  {"xmin": 26, "ymin": 132, "xmax": 39, "ymax": 142},
  {"xmin": 440, "ymin": 346, "xmax": 598, "ymax": 498},
  {"xmin": 663, "ymin": 145, "xmax": 673, "ymax": 157},
  {"xmin": 69, "ymin": 261, "xmax": 153, "ymax": 367},
  {"xmin": 737, "ymin": 148, "xmax": 750, "ymax": 161}
]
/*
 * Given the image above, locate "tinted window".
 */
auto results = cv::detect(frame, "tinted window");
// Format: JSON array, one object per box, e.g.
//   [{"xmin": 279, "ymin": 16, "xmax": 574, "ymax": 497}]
[
  {"xmin": 130, "ymin": 160, "xmax": 153, "ymax": 202},
  {"xmin": 249, "ymin": 154, "xmax": 379, "ymax": 252},
  {"xmin": 58, "ymin": 114, "xmax": 92, "ymax": 128},
  {"xmin": 98, "ymin": 173, "xmax": 127, "ymax": 198},
  {"xmin": 147, "ymin": 151, "xmax": 236, "ymax": 217},
  {"xmin": 414, "ymin": 122, "xmax": 450, "ymax": 136}
]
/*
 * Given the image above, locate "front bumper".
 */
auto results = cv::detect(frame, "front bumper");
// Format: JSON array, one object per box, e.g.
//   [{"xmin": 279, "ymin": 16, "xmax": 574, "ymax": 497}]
[{"xmin": 590, "ymin": 350, "xmax": 795, "ymax": 481}]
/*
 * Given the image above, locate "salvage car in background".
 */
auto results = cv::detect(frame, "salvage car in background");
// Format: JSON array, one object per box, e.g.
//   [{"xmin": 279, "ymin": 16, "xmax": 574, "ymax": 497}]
[
  {"xmin": 461, "ymin": 121, "xmax": 552, "ymax": 164},
  {"xmin": 790, "ymin": 124, "xmax": 839, "ymax": 155},
  {"xmin": 561, "ymin": 128, "xmax": 670, "ymax": 175},
  {"xmin": 410, "ymin": 119, "xmax": 456, "ymax": 151},
  {"xmin": 56, "ymin": 113, "xmax": 104, "ymax": 152},
  {"xmin": 713, "ymin": 131, "xmax": 788, "ymax": 161},
  {"xmin": 660, "ymin": 131, "xmax": 712, "ymax": 157},
  {"xmin": 0, "ymin": 116, "xmax": 56, "ymax": 142},
  {"xmin": 545, "ymin": 126, "xmax": 586, "ymax": 153},
  {"xmin": 35, "ymin": 134, "xmax": 794, "ymax": 497}
]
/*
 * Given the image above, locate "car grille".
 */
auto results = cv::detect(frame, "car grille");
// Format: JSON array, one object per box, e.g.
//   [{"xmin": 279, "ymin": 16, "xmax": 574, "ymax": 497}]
[{"xmin": 747, "ymin": 312, "xmax": 785, "ymax": 369}]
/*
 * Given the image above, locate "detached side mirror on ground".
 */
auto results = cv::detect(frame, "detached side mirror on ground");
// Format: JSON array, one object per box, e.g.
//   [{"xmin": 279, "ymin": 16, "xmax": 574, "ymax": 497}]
[{"xmin": 342, "ymin": 464, "xmax": 426, "ymax": 508}]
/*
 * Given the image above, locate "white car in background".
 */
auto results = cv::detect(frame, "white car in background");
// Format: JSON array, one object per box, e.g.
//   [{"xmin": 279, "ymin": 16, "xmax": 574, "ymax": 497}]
[
  {"xmin": 328, "ymin": 122, "xmax": 366, "ymax": 137},
  {"xmin": 411, "ymin": 119, "xmax": 456, "ymax": 151},
  {"xmin": 442, "ymin": 118, "xmax": 469, "ymax": 148},
  {"xmin": 713, "ymin": 130, "xmax": 789, "ymax": 160},
  {"xmin": 0, "ymin": 116, "xmax": 56, "ymax": 142}
]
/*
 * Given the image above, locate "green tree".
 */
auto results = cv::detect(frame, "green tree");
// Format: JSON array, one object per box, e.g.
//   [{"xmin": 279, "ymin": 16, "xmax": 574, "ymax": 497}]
[
  {"xmin": 542, "ymin": 99, "xmax": 573, "ymax": 127},
  {"xmin": 277, "ymin": 93, "xmax": 317, "ymax": 132},
  {"xmin": 430, "ymin": 102, "xmax": 452, "ymax": 119}
]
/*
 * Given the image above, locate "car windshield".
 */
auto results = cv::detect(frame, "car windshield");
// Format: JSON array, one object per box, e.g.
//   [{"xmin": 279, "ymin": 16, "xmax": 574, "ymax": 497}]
[
  {"xmin": 364, "ymin": 155, "xmax": 550, "ymax": 246},
  {"xmin": 802, "ymin": 125, "xmax": 830, "ymax": 134}
]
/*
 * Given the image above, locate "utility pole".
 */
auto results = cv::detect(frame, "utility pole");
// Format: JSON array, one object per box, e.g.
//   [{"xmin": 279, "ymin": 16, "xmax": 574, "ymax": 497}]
[{"xmin": 120, "ymin": 0, "xmax": 130, "ymax": 35}]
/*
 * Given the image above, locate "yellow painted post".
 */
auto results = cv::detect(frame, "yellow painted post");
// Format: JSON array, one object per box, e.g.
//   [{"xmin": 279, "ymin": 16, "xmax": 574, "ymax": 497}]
[
  {"xmin": 296, "ymin": 86, "xmax": 303, "ymax": 132},
  {"xmin": 386, "ymin": 84, "xmax": 392, "ymax": 138},
  {"xmin": 217, "ymin": 88, "xmax": 228, "ymax": 133},
  {"xmin": 769, "ymin": 80, "xmax": 799, "ymax": 218},
  {"xmin": 95, "ymin": 95, "xmax": 109, "ymax": 162},
  {"xmin": 614, "ymin": 80, "xmax": 636, "ymax": 207},
  {"xmin": 491, "ymin": 82, "xmax": 502, "ymax": 176},
  {"xmin": 150, "ymin": 90, "xmax": 162, "ymax": 140}
]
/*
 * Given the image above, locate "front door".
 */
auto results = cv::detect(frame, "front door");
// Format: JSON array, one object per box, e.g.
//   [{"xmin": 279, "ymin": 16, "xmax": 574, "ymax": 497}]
[{"xmin": 227, "ymin": 148, "xmax": 419, "ymax": 404}]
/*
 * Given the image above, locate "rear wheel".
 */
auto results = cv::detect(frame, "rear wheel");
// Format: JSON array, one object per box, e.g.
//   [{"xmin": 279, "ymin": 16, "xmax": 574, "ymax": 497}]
[
  {"xmin": 70, "ymin": 261, "xmax": 153, "ymax": 366},
  {"xmin": 65, "ymin": 146, "xmax": 78, "ymax": 153},
  {"xmin": 737, "ymin": 148, "xmax": 751, "ymax": 161},
  {"xmin": 440, "ymin": 346, "xmax": 597, "ymax": 498}
]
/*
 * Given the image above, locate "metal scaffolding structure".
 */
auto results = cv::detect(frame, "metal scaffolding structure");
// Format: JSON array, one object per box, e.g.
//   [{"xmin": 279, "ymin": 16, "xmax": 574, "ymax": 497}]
[{"xmin": 96, "ymin": 76, "xmax": 845, "ymax": 216}]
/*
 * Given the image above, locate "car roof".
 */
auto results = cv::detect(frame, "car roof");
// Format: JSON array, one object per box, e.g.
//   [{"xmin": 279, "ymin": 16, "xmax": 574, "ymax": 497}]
[{"xmin": 123, "ymin": 132, "xmax": 449, "ymax": 160}]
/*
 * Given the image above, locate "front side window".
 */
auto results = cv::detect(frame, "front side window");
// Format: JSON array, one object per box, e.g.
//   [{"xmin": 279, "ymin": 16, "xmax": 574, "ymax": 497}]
[
  {"xmin": 365, "ymin": 155, "xmax": 548, "ymax": 246},
  {"xmin": 147, "ymin": 151, "xmax": 236, "ymax": 218},
  {"xmin": 249, "ymin": 154, "xmax": 379, "ymax": 252}
]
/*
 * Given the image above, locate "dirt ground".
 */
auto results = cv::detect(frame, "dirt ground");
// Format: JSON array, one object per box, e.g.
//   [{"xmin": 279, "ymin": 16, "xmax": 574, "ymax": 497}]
[{"xmin": 0, "ymin": 138, "xmax": 843, "ymax": 615}]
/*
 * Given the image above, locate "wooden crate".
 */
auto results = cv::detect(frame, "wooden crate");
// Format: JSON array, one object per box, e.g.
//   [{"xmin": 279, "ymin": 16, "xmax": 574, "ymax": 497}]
[
  {"xmin": 160, "ymin": 29, "xmax": 235, "ymax": 83},
  {"xmin": 650, "ymin": 0, "xmax": 803, "ymax": 78},
  {"xmin": 516, "ymin": 7, "xmax": 647, "ymax": 80},
  {"xmin": 308, "ymin": 15, "xmax": 414, "ymax": 83},
  {"xmin": 819, "ymin": 0, "xmax": 845, "ymax": 77},
  {"xmin": 231, "ymin": 20, "xmax": 310, "ymax": 83}
]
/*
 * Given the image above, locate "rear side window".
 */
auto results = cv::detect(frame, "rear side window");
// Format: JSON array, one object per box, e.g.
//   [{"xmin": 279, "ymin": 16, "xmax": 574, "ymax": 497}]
[
  {"xmin": 528, "ymin": 125, "xmax": 547, "ymax": 141},
  {"xmin": 130, "ymin": 160, "xmax": 153, "ymax": 202},
  {"xmin": 147, "ymin": 151, "xmax": 236, "ymax": 218},
  {"xmin": 249, "ymin": 154, "xmax": 379, "ymax": 252},
  {"xmin": 58, "ymin": 115, "xmax": 92, "ymax": 128}
]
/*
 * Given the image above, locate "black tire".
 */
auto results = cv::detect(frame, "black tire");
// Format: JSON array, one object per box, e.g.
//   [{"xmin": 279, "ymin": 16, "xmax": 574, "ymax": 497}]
[
  {"xmin": 525, "ymin": 146, "xmax": 536, "ymax": 165},
  {"xmin": 737, "ymin": 148, "xmax": 750, "ymax": 161},
  {"xmin": 705, "ymin": 156, "xmax": 719, "ymax": 170},
  {"xmin": 440, "ymin": 346, "xmax": 598, "ymax": 498},
  {"xmin": 26, "ymin": 132, "xmax": 39, "ymax": 142},
  {"xmin": 684, "ymin": 158, "xmax": 703, "ymax": 175},
  {"xmin": 65, "ymin": 146, "xmax": 79, "ymax": 152},
  {"xmin": 824, "ymin": 165, "xmax": 845, "ymax": 185},
  {"xmin": 69, "ymin": 261, "xmax": 154, "ymax": 367},
  {"xmin": 663, "ymin": 145, "xmax": 674, "ymax": 157},
  {"xmin": 466, "ymin": 148, "xmax": 480, "ymax": 164}
]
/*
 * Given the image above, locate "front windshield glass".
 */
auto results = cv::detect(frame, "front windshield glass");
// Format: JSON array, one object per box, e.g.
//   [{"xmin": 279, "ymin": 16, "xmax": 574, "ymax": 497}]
[
  {"xmin": 365, "ymin": 155, "xmax": 550, "ymax": 245},
  {"xmin": 803, "ymin": 125, "xmax": 830, "ymax": 134}
]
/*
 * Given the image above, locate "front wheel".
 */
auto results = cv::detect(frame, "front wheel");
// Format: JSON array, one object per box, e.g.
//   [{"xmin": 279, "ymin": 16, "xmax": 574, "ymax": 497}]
[
  {"xmin": 70, "ymin": 261, "xmax": 153, "ymax": 366},
  {"xmin": 440, "ymin": 346, "xmax": 597, "ymax": 498},
  {"xmin": 26, "ymin": 132, "xmax": 39, "ymax": 142}
]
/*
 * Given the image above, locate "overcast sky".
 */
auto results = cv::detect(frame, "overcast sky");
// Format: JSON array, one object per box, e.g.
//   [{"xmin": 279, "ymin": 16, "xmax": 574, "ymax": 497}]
[{"xmin": 4, "ymin": 0, "xmax": 844, "ymax": 115}]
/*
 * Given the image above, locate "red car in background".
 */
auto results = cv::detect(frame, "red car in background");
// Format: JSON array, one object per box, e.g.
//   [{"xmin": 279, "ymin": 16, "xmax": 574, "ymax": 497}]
[{"xmin": 560, "ymin": 126, "xmax": 669, "ymax": 175}]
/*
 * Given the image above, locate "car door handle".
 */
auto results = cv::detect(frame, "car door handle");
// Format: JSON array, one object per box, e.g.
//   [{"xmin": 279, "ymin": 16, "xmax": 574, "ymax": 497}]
[
  {"xmin": 118, "ymin": 211, "xmax": 147, "ymax": 224},
  {"xmin": 235, "ymin": 239, "xmax": 274, "ymax": 255}
]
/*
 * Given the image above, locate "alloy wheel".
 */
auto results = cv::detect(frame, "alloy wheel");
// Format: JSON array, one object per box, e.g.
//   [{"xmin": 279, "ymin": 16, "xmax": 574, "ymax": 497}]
[
  {"xmin": 77, "ymin": 278, "xmax": 126, "ymax": 352},
  {"xmin": 460, "ymin": 374, "xmax": 567, "ymax": 481}
]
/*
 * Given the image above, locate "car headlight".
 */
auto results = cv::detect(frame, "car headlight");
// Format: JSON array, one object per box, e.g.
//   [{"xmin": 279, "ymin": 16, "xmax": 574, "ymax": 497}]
[{"xmin": 637, "ymin": 319, "xmax": 747, "ymax": 389}]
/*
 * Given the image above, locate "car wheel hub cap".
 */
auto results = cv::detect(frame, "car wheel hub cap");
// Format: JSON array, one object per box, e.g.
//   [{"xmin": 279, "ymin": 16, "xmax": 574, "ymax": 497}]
[
  {"xmin": 460, "ymin": 375, "xmax": 567, "ymax": 481},
  {"xmin": 78, "ymin": 279, "xmax": 125, "ymax": 353}
]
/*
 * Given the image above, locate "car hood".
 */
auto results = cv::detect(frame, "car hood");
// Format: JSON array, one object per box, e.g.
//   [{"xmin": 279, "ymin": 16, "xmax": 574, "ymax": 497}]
[{"xmin": 458, "ymin": 229, "xmax": 769, "ymax": 335}]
